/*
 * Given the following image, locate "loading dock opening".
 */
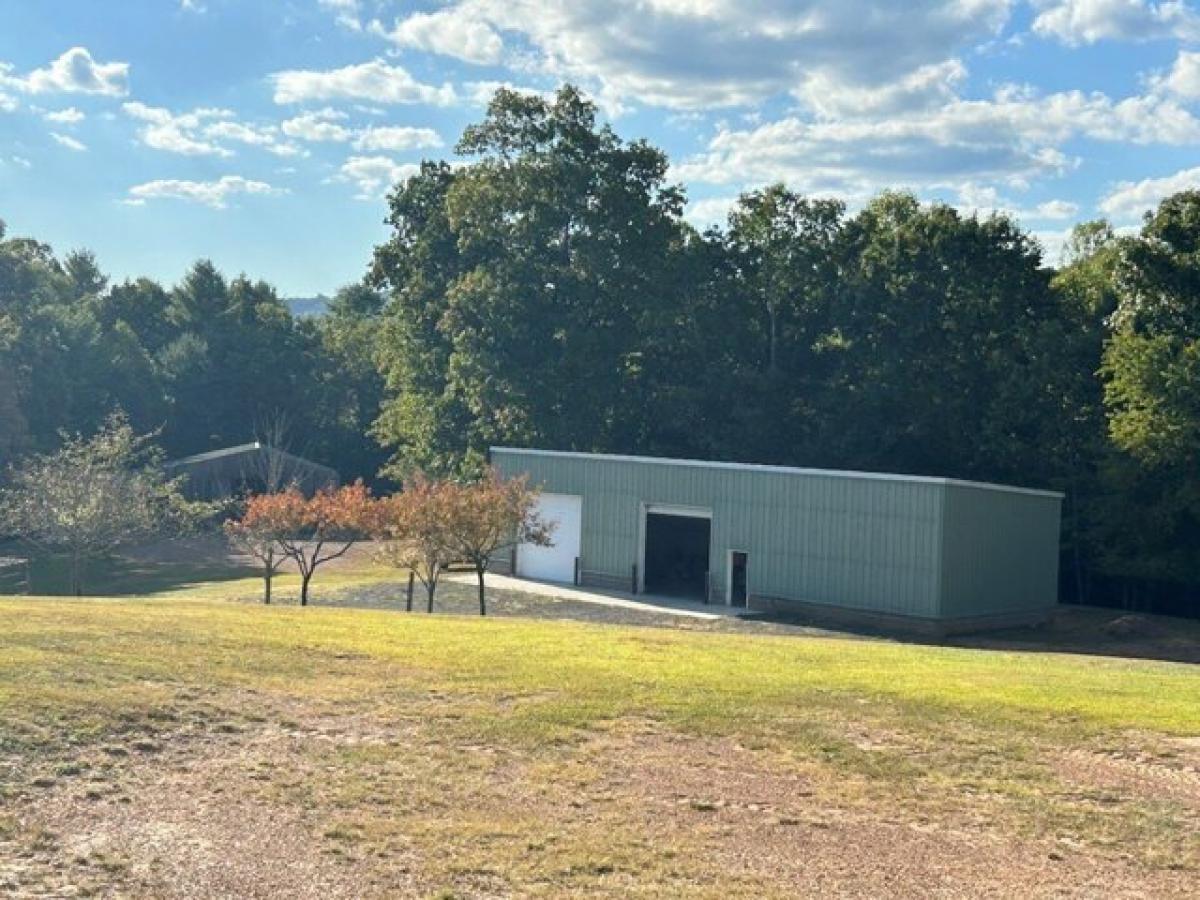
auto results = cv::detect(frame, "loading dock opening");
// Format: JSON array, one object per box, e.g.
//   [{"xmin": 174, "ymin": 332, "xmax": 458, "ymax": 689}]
[{"xmin": 643, "ymin": 510, "xmax": 711, "ymax": 600}]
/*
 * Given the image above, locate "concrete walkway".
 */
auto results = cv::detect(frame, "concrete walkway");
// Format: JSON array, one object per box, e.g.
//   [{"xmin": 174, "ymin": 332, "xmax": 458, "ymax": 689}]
[{"xmin": 443, "ymin": 572, "xmax": 746, "ymax": 620}]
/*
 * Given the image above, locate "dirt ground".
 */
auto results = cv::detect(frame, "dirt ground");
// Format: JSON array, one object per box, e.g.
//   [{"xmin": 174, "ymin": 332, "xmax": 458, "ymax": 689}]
[{"xmin": 5, "ymin": 690, "xmax": 1198, "ymax": 899}]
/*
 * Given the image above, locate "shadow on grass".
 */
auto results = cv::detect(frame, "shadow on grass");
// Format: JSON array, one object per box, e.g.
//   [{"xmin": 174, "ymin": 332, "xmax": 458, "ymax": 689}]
[
  {"xmin": 7, "ymin": 553, "xmax": 260, "ymax": 598},
  {"xmin": 742, "ymin": 604, "xmax": 1200, "ymax": 665}
]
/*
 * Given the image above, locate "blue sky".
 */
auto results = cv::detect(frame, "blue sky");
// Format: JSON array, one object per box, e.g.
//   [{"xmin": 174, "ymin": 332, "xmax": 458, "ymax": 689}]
[{"xmin": 3, "ymin": 1, "xmax": 1200, "ymax": 296}]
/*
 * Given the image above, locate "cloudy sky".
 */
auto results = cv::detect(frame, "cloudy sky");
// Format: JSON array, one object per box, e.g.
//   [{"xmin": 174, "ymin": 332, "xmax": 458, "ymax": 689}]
[{"xmin": 3, "ymin": 1, "xmax": 1200, "ymax": 295}]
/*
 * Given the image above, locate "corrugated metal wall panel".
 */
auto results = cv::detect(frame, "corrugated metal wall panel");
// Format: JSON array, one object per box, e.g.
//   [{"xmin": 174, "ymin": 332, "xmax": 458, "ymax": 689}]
[
  {"xmin": 492, "ymin": 449, "xmax": 976, "ymax": 619},
  {"xmin": 938, "ymin": 484, "xmax": 1061, "ymax": 619}
]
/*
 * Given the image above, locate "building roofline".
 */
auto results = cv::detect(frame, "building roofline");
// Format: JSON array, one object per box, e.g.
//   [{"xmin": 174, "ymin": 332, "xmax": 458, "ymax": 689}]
[
  {"xmin": 488, "ymin": 447, "xmax": 1065, "ymax": 501},
  {"xmin": 165, "ymin": 442, "xmax": 264, "ymax": 467},
  {"xmin": 165, "ymin": 442, "xmax": 337, "ymax": 477}
]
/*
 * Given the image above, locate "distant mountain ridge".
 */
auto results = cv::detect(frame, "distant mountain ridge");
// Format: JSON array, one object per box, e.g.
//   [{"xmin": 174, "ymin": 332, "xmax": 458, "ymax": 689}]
[{"xmin": 286, "ymin": 296, "xmax": 329, "ymax": 317}]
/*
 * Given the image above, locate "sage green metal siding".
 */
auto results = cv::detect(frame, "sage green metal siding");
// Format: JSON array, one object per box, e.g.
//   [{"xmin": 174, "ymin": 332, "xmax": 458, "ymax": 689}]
[
  {"xmin": 938, "ymin": 483, "xmax": 1062, "ymax": 620},
  {"xmin": 490, "ymin": 448, "xmax": 1062, "ymax": 622}
]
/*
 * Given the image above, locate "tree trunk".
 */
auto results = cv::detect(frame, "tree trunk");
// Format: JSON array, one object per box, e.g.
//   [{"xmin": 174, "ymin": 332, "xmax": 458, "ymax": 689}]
[
  {"xmin": 264, "ymin": 549, "xmax": 274, "ymax": 605},
  {"xmin": 476, "ymin": 565, "xmax": 487, "ymax": 616},
  {"xmin": 406, "ymin": 571, "xmax": 414, "ymax": 612},
  {"xmin": 300, "ymin": 570, "xmax": 312, "ymax": 606},
  {"xmin": 71, "ymin": 551, "xmax": 81, "ymax": 597},
  {"xmin": 426, "ymin": 579, "xmax": 436, "ymax": 613},
  {"xmin": 768, "ymin": 302, "xmax": 778, "ymax": 374}
]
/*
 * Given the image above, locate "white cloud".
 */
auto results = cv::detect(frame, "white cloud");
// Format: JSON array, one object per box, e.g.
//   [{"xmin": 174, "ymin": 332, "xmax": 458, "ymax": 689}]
[
  {"xmin": 1033, "ymin": 228, "xmax": 1072, "ymax": 265},
  {"xmin": 202, "ymin": 120, "xmax": 283, "ymax": 150},
  {"xmin": 1100, "ymin": 166, "xmax": 1200, "ymax": 221},
  {"xmin": 1158, "ymin": 49, "xmax": 1200, "ymax": 99},
  {"xmin": 1031, "ymin": 0, "xmax": 1200, "ymax": 45},
  {"xmin": 333, "ymin": 155, "xmax": 420, "ymax": 200},
  {"xmin": 268, "ymin": 142, "xmax": 307, "ymax": 158},
  {"xmin": 685, "ymin": 195, "xmax": 738, "ymax": 229},
  {"xmin": 409, "ymin": 0, "xmax": 1013, "ymax": 111},
  {"xmin": 353, "ymin": 125, "xmax": 443, "ymax": 152},
  {"xmin": 203, "ymin": 120, "xmax": 307, "ymax": 157},
  {"xmin": 125, "ymin": 175, "xmax": 285, "ymax": 209},
  {"xmin": 42, "ymin": 106, "xmax": 85, "ymax": 124},
  {"xmin": 123, "ymin": 102, "xmax": 302, "ymax": 158},
  {"xmin": 0, "ymin": 91, "xmax": 16, "ymax": 112},
  {"xmin": 0, "ymin": 47, "xmax": 129, "ymax": 97},
  {"xmin": 954, "ymin": 186, "xmax": 1082, "ymax": 223},
  {"xmin": 464, "ymin": 80, "xmax": 556, "ymax": 107},
  {"xmin": 371, "ymin": 10, "xmax": 504, "ymax": 65},
  {"xmin": 281, "ymin": 108, "xmax": 352, "ymax": 142},
  {"xmin": 270, "ymin": 60, "xmax": 456, "ymax": 106},
  {"xmin": 796, "ymin": 60, "xmax": 968, "ymax": 119},
  {"xmin": 674, "ymin": 84, "xmax": 1200, "ymax": 200},
  {"xmin": 1033, "ymin": 199, "xmax": 1080, "ymax": 219},
  {"xmin": 124, "ymin": 101, "xmax": 234, "ymax": 156},
  {"xmin": 50, "ymin": 131, "xmax": 87, "ymax": 151},
  {"xmin": 11, "ymin": 155, "xmax": 31, "ymax": 168},
  {"xmin": 319, "ymin": 0, "xmax": 363, "ymax": 31}
]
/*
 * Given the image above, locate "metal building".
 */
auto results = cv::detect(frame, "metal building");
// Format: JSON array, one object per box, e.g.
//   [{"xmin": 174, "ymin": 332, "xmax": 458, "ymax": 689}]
[
  {"xmin": 490, "ymin": 447, "xmax": 1063, "ymax": 635},
  {"xmin": 165, "ymin": 443, "xmax": 339, "ymax": 502}
]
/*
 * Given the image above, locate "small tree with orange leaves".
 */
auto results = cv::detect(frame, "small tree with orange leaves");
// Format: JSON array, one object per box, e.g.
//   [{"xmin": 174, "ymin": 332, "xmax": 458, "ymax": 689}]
[
  {"xmin": 226, "ymin": 481, "xmax": 371, "ymax": 606},
  {"xmin": 444, "ymin": 472, "xmax": 553, "ymax": 616},
  {"xmin": 224, "ymin": 496, "xmax": 291, "ymax": 605},
  {"xmin": 370, "ymin": 476, "xmax": 456, "ymax": 613}
]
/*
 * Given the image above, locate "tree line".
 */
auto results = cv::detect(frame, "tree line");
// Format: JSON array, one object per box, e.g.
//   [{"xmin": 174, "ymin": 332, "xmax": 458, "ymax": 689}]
[
  {"xmin": 0, "ymin": 232, "xmax": 388, "ymax": 481},
  {"xmin": 3, "ymin": 84, "xmax": 1199, "ymax": 614}
]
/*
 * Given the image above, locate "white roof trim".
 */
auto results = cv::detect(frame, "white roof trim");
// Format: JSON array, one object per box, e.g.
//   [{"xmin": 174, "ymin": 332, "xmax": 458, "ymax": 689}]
[{"xmin": 489, "ymin": 447, "xmax": 1064, "ymax": 500}]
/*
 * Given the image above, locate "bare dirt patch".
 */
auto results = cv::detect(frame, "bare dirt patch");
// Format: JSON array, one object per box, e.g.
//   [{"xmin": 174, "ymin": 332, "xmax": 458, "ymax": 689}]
[
  {"xmin": 576, "ymin": 726, "xmax": 1198, "ymax": 899},
  {"xmin": 1057, "ymin": 745, "xmax": 1200, "ymax": 808},
  {"xmin": 2, "ymin": 700, "xmax": 423, "ymax": 899},
  {"xmin": 6, "ymin": 703, "xmax": 1194, "ymax": 898}
]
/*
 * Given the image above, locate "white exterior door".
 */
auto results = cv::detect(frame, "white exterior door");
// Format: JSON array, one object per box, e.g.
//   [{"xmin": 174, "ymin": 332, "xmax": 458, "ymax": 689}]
[{"xmin": 516, "ymin": 493, "xmax": 582, "ymax": 583}]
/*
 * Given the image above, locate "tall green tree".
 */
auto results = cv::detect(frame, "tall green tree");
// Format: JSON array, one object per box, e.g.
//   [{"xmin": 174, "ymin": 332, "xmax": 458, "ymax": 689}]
[
  {"xmin": 308, "ymin": 283, "xmax": 390, "ymax": 482},
  {"xmin": 1041, "ymin": 221, "xmax": 1124, "ymax": 601},
  {"xmin": 372, "ymin": 87, "xmax": 688, "ymax": 475},
  {"xmin": 821, "ymin": 193, "xmax": 1060, "ymax": 482},
  {"xmin": 1100, "ymin": 192, "xmax": 1200, "ymax": 584},
  {"xmin": 718, "ymin": 186, "xmax": 845, "ymax": 463}
]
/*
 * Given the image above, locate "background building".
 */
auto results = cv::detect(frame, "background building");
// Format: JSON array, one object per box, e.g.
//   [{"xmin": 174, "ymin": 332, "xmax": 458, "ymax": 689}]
[{"xmin": 165, "ymin": 443, "xmax": 339, "ymax": 502}]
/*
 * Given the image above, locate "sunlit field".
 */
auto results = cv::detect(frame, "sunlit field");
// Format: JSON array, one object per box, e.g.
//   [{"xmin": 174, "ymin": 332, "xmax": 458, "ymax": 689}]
[{"xmin": 1, "ymin": 566, "xmax": 1197, "ymax": 897}]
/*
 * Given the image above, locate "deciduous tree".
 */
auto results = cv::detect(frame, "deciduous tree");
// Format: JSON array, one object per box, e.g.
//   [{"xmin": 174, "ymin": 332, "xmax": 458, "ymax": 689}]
[
  {"xmin": 1100, "ymin": 192, "xmax": 1200, "ymax": 585},
  {"xmin": 224, "ymin": 494, "xmax": 291, "ymax": 604},
  {"xmin": 444, "ymin": 472, "xmax": 552, "ymax": 615},
  {"xmin": 0, "ymin": 413, "xmax": 206, "ymax": 594},
  {"xmin": 272, "ymin": 482, "xmax": 372, "ymax": 606},
  {"xmin": 371, "ymin": 86, "xmax": 689, "ymax": 474},
  {"xmin": 370, "ymin": 477, "xmax": 456, "ymax": 612}
]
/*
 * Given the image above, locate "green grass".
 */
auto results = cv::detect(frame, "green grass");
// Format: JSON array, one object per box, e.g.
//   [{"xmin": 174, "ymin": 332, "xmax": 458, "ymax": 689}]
[
  {"xmin": 1, "ymin": 569, "xmax": 1198, "ymax": 895},
  {"xmin": 4, "ymin": 594, "xmax": 1197, "ymax": 744}
]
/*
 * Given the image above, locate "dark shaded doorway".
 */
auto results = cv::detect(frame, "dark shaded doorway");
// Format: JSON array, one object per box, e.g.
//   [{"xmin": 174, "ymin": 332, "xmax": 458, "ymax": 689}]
[
  {"xmin": 730, "ymin": 551, "xmax": 748, "ymax": 607},
  {"xmin": 644, "ymin": 512, "xmax": 710, "ymax": 599}
]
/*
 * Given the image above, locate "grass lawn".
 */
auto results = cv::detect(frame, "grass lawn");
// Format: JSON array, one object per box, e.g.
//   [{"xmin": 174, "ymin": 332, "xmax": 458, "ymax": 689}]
[{"xmin": 1, "ymin": 563, "xmax": 1198, "ymax": 897}]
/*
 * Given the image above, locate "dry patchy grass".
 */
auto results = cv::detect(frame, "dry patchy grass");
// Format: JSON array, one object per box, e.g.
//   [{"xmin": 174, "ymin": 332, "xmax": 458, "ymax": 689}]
[{"xmin": 0, "ymin": 592, "xmax": 1198, "ymax": 897}]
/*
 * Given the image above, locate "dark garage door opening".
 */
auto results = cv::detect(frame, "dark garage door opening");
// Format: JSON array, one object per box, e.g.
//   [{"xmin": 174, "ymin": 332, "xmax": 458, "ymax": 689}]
[{"xmin": 644, "ymin": 512, "xmax": 711, "ymax": 600}]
